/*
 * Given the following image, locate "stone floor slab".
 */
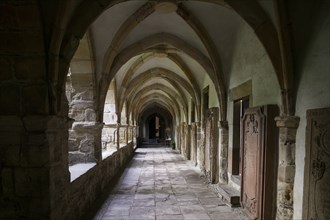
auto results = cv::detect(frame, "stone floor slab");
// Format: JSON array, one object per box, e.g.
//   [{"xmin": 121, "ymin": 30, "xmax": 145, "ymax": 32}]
[
  {"xmin": 93, "ymin": 146, "xmax": 246, "ymax": 220},
  {"xmin": 155, "ymin": 205, "xmax": 181, "ymax": 215}
]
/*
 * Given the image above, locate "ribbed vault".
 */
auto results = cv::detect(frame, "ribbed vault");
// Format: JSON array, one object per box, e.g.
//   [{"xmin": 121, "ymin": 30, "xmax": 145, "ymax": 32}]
[
  {"xmin": 63, "ymin": 0, "xmax": 284, "ymax": 197},
  {"xmin": 56, "ymin": 0, "xmax": 288, "ymax": 119}
]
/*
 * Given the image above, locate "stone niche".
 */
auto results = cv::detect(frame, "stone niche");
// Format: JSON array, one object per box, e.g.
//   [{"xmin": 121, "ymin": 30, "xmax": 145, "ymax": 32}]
[
  {"xmin": 240, "ymin": 105, "xmax": 278, "ymax": 219},
  {"xmin": 303, "ymin": 107, "xmax": 330, "ymax": 220}
]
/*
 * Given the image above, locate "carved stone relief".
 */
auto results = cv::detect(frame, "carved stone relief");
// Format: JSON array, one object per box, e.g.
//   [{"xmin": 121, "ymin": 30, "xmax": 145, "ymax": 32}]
[
  {"xmin": 204, "ymin": 107, "xmax": 219, "ymax": 183},
  {"xmin": 190, "ymin": 123, "xmax": 197, "ymax": 165},
  {"xmin": 240, "ymin": 105, "xmax": 278, "ymax": 220},
  {"xmin": 303, "ymin": 108, "xmax": 330, "ymax": 220},
  {"xmin": 241, "ymin": 110, "xmax": 263, "ymax": 219}
]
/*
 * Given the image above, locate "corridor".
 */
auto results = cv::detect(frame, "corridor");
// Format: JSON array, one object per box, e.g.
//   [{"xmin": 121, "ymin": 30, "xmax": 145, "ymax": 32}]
[{"xmin": 94, "ymin": 145, "xmax": 246, "ymax": 220}]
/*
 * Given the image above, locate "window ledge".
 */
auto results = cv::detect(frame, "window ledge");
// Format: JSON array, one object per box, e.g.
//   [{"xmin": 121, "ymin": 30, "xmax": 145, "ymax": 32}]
[{"xmin": 69, "ymin": 163, "xmax": 96, "ymax": 182}]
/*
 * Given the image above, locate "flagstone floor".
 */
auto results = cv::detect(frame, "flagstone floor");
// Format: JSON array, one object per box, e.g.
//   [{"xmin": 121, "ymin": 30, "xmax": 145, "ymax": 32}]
[{"xmin": 94, "ymin": 145, "xmax": 246, "ymax": 220}]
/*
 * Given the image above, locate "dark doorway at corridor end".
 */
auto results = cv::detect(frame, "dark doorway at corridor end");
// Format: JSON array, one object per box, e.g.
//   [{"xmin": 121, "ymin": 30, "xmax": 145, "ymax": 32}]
[{"xmin": 137, "ymin": 105, "xmax": 173, "ymax": 146}]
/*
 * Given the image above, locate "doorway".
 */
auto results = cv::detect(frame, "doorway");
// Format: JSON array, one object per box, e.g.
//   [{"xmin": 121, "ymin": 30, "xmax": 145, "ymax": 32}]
[
  {"xmin": 147, "ymin": 115, "xmax": 165, "ymax": 142},
  {"xmin": 232, "ymin": 96, "xmax": 249, "ymax": 177}
]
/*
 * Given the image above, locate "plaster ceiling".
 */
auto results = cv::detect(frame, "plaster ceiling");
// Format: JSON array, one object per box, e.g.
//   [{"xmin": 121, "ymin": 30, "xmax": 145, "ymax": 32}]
[{"xmin": 81, "ymin": 0, "xmax": 276, "ymax": 123}]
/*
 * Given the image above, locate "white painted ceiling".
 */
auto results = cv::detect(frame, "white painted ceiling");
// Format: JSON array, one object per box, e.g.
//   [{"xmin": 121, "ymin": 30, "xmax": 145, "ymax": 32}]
[{"xmin": 83, "ymin": 0, "xmax": 275, "ymax": 122}]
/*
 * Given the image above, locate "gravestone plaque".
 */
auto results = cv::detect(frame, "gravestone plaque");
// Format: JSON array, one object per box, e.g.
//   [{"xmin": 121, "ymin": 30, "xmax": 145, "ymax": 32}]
[
  {"xmin": 205, "ymin": 118, "xmax": 211, "ymax": 172},
  {"xmin": 240, "ymin": 105, "xmax": 278, "ymax": 219},
  {"xmin": 303, "ymin": 108, "xmax": 330, "ymax": 220},
  {"xmin": 204, "ymin": 108, "xmax": 219, "ymax": 183},
  {"xmin": 190, "ymin": 123, "xmax": 197, "ymax": 164}
]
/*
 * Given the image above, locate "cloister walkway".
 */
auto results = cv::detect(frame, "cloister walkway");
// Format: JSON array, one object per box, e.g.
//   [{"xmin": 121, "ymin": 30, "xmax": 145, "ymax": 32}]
[{"xmin": 93, "ymin": 145, "xmax": 246, "ymax": 220}]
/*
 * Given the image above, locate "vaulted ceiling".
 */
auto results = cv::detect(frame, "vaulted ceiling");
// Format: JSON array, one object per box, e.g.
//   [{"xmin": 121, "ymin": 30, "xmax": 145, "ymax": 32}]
[{"xmin": 70, "ymin": 0, "xmax": 278, "ymax": 124}]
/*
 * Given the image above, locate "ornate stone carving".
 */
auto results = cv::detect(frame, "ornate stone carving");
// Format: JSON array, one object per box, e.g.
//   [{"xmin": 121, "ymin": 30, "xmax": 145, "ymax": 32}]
[
  {"xmin": 204, "ymin": 107, "xmax": 219, "ymax": 183},
  {"xmin": 241, "ymin": 108, "xmax": 261, "ymax": 219},
  {"xmin": 190, "ymin": 122, "xmax": 197, "ymax": 165},
  {"xmin": 240, "ymin": 105, "xmax": 278, "ymax": 220},
  {"xmin": 312, "ymin": 158, "xmax": 325, "ymax": 181},
  {"xmin": 303, "ymin": 108, "xmax": 330, "ymax": 220}
]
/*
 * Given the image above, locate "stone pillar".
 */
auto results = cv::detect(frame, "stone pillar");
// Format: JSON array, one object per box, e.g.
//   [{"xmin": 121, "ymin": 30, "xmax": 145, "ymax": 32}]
[
  {"xmin": 218, "ymin": 120, "xmax": 229, "ymax": 184},
  {"xmin": 190, "ymin": 123, "xmax": 197, "ymax": 165},
  {"xmin": 196, "ymin": 122, "xmax": 205, "ymax": 171},
  {"xmin": 185, "ymin": 124, "xmax": 191, "ymax": 159},
  {"xmin": 116, "ymin": 123, "xmax": 120, "ymax": 149},
  {"xmin": 176, "ymin": 125, "xmax": 181, "ymax": 152},
  {"xmin": 180, "ymin": 123, "xmax": 185, "ymax": 154},
  {"xmin": 182, "ymin": 123, "xmax": 191, "ymax": 158},
  {"xmin": 116, "ymin": 112, "xmax": 121, "ymax": 149},
  {"xmin": 275, "ymin": 116, "xmax": 300, "ymax": 220},
  {"xmin": 68, "ymin": 121, "xmax": 103, "ymax": 165},
  {"xmin": 92, "ymin": 122, "xmax": 104, "ymax": 162},
  {"xmin": 46, "ymin": 116, "xmax": 73, "ymax": 220},
  {"xmin": 132, "ymin": 126, "xmax": 136, "ymax": 145},
  {"xmin": 0, "ymin": 115, "xmax": 72, "ymax": 219}
]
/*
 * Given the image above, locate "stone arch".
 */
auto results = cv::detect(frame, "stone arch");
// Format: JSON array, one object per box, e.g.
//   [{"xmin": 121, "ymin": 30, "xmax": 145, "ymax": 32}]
[
  {"xmin": 102, "ymin": 79, "xmax": 117, "ymax": 152},
  {"xmin": 103, "ymin": 32, "xmax": 212, "ymax": 88},
  {"xmin": 95, "ymin": 1, "xmax": 224, "ymax": 119},
  {"xmin": 137, "ymin": 94, "xmax": 181, "ymax": 119},
  {"xmin": 137, "ymin": 103, "xmax": 175, "ymax": 126},
  {"xmin": 144, "ymin": 113, "xmax": 166, "ymax": 140},
  {"xmin": 118, "ymin": 52, "xmax": 200, "ymax": 98},
  {"xmin": 176, "ymin": 3, "xmax": 226, "ymax": 120},
  {"xmin": 98, "ymin": 33, "xmax": 212, "ymax": 118},
  {"xmin": 137, "ymin": 105, "xmax": 174, "ymax": 141},
  {"xmin": 127, "ymin": 83, "xmax": 188, "ymax": 119},
  {"xmin": 130, "ymin": 88, "xmax": 187, "ymax": 122},
  {"xmin": 66, "ymin": 32, "xmax": 102, "ymax": 166},
  {"xmin": 136, "ymin": 98, "xmax": 178, "ymax": 124},
  {"xmin": 56, "ymin": 0, "xmax": 289, "ymax": 119},
  {"xmin": 121, "ymin": 68, "xmax": 196, "ymax": 113},
  {"xmin": 117, "ymin": 52, "xmax": 201, "ymax": 120}
]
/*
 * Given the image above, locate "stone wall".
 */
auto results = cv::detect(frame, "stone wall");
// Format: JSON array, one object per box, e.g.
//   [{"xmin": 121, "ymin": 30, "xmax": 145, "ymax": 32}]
[
  {"xmin": 290, "ymin": 1, "xmax": 330, "ymax": 218},
  {"xmin": 66, "ymin": 33, "xmax": 101, "ymax": 165},
  {"xmin": 0, "ymin": 115, "xmax": 72, "ymax": 220},
  {"xmin": 102, "ymin": 125, "xmax": 117, "ymax": 149},
  {"xmin": 61, "ymin": 143, "xmax": 134, "ymax": 220},
  {"xmin": 66, "ymin": 80, "xmax": 101, "ymax": 165}
]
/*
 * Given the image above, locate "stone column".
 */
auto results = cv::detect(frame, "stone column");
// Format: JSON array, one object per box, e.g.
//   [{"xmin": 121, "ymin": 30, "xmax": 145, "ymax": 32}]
[
  {"xmin": 69, "ymin": 121, "xmax": 103, "ymax": 164},
  {"xmin": 196, "ymin": 122, "xmax": 205, "ymax": 171},
  {"xmin": 116, "ymin": 112, "xmax": 121, "ymax": 149},
  {"xmin": 116, "ymin": 123, "xmax": 120, "ymax": 150},
  {"xmin": 92, "ymin": 122, "xmax": 104, "ymax": 162},
  {"xmin": 190, "ymin": 122, "xmax": 197, "ymax": 165},
  {"xmin": 176, "ymin": 125, "xmax": 181, "ymax": 152},
  {"xmin": 218, "ymin": 120, "xmax": 229, "ymax": 184},
  {"xmin": 180, "ymin": 123, "xmax": 185, "ymax": 154},
  {"xmin": 125, "ymin": 125, "xmax": 129, "ymax": 145},
  {"xmin": 275, "ymin": 116, "xmax": 300, "ymax": 220},
  {"xmin": 186, "ymin": 124, "xmax": 191, "ymax": 159},
  {"xmin": 132, "ymin": 126, "xmax": 136, "ymax": 145},
  {"xmin": 0, "ymin": 115, "xmax": 73, "ymax": 219}
]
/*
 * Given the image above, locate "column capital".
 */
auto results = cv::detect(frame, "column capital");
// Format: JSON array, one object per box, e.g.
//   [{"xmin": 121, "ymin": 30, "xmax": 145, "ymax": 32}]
[{"xmin": 275, "ymin": 116, "xmax": 300, "ymax": 128}]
